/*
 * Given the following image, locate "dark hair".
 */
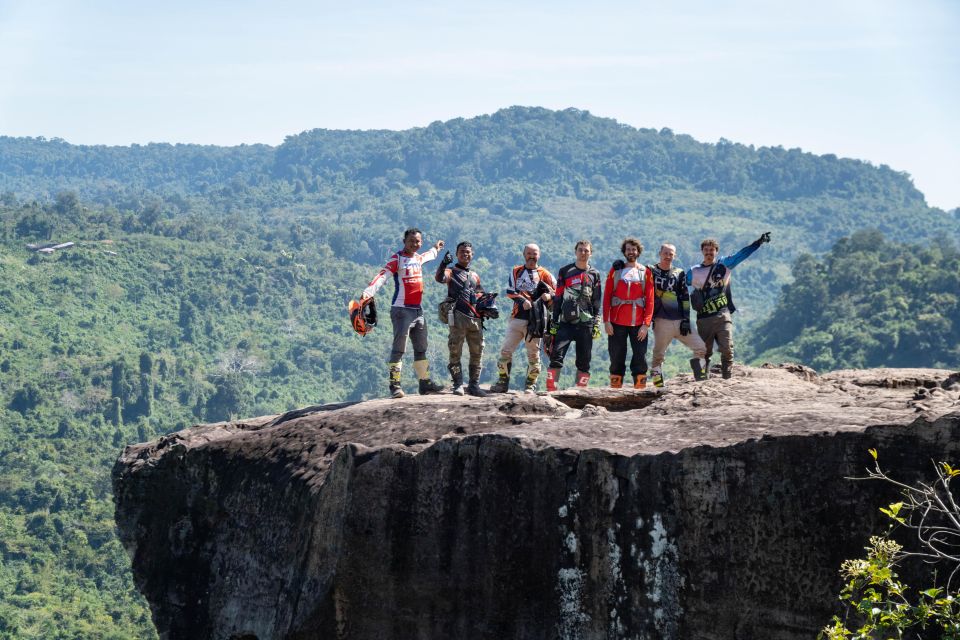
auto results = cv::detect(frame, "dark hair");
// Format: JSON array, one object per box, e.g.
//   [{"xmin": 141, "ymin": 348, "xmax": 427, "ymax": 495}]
[
  {"xmin": 574, "ymin": 239, "xmax": 592, "ymax": 252},
  {"xmin": 620, "ymin": 237, "xmax": 643, "ymax": 256},
  {"xmin": 403, "ymin": 227, "xmax": 422, "ymax": 241},
  {"xmin": 700, "ymin": 238, "xmax": 719, "ymax": 250},
  {"xmin": 456, "ymin": 241, "xmax": 473, "ymax": 252}
]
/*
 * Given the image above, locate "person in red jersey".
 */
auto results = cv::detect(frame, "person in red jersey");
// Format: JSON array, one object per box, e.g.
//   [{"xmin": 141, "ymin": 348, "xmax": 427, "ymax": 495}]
[
  {"xmin": 362, "ymin": 228, "xmax": 447, "ymax": 398},
  {"xmin": 603, "ymin": 238, "xmax": 655, "ymax": 389}
]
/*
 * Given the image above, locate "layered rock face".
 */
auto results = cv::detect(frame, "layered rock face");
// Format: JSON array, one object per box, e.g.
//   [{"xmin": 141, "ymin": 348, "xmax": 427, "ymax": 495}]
[{"xmin": 113, "ymin": 365, "xmax": 960, "ymax": 640}]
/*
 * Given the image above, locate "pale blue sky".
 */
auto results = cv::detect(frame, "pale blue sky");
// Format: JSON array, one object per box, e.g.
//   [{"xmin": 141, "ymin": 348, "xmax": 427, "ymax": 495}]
[{"xmin": 1, "ymin": 0, "xmax": 957, "ymax": 209}]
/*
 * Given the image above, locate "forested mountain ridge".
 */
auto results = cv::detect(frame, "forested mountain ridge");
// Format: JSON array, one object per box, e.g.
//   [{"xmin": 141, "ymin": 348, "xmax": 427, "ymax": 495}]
[
  {"xmin": 744, "ymin": 229, "xmax": 960, "ymax": 370},
  {"xmin": 0, "ymin": 137, "xmax": 273, "ymax": 196},
  {"xmin": 276, "ymin": 107, "xmax": 926, "ymax": 201},
  {"xmin": 1, "ymin": 107, "xmax": 931, "ymax": 206}
]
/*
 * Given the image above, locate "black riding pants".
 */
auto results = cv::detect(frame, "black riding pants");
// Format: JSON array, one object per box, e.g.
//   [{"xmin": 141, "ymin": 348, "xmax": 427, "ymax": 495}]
[
  {"xmin": 607, "ymin": 323, "xmax": 648, "ymax": 377},
  {"xmin": 549, "ymin": 322, "xmax": 594, "ymax": 373}
]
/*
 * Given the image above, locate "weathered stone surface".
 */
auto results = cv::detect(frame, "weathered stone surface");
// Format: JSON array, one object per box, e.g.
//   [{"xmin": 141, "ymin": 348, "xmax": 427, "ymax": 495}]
[{"xmin": 113, "ymin": 365, "xmax": 960, "ymax": 640}]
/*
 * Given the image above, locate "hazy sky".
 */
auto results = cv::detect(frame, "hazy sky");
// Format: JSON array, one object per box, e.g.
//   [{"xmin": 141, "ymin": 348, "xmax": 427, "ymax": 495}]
[{"xmin": 1, "ymin": 0, "xmax": 957, "ymax": 209}]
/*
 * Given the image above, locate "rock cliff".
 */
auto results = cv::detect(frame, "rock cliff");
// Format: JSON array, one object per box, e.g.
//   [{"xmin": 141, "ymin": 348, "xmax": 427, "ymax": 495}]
[{"xmin": 113, "ymin": 365, "xmax": 960, "ymax": 640}]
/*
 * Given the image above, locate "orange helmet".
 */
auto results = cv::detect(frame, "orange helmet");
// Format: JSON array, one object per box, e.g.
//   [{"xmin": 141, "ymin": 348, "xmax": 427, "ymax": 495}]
[{"xmin": 348, "ymin": 298, "xmax": 377, "ymax": 336}]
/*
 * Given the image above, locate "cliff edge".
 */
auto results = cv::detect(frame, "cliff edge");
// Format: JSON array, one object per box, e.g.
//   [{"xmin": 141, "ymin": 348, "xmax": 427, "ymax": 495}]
[{"xmin": 113, "ymin": 365, "xmax": 960, "ymax": 640}]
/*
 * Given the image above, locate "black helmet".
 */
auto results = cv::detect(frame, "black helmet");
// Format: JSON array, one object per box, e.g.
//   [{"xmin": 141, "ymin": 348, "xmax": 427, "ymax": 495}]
[
  {"xmin": 348, "ymin": 298, "xmax": 377, "ymax": 336},
  {"xmin": 475, "ymin": 292, "xmax": 499, "ymax": 319}
]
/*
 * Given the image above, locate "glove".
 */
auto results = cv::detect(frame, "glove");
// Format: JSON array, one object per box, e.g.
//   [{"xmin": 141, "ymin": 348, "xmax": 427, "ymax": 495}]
[
  {"xmin": 548, "ymin": 324, "xmax": 558, "ymax": 336},
  {"xmin": 679, "ymin": 318, "xmax": 691, "ymax": 336},
  {"xmin": 758, "ymin": 231, "xmax": 771, "ymax": 244},
  {"xmin": 592, "ymin": 323, "xmax": 602, "ymax": 340},
  {"xmin": 441, "ymin": 251, "xmax": 453, "ymax": 265},
  {"xmin": 543, "ymin": 333, "xmax": 555, "ymax": 359},
  {"xmin": 612, "ymin": 259, "xmax": 625, "ymax": 271}
]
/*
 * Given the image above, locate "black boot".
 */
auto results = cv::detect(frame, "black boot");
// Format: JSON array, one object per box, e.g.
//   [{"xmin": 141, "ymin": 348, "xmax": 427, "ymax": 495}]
[
  {"xmin": 721, "ymin": 361, "xmax": 732, "ymax": 379},
  {"xmin": 448, "ymin": 363, "xmax": 464, "ymax": 396},
  {"xmin": 419, "ymin": 378, "xmax": 447, "ymax": 395},
  {"xmin": 467, "ymin": 364, "xmax": 487, "ymax": 397},
  {"xmin": 690, "ymin": 358, "xmax": 708, "ymax": 382}
]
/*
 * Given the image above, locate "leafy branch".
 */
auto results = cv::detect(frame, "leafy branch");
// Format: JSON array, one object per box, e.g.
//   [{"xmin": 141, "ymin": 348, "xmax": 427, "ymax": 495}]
[{"xmin": 820, "ymin": 452, "xmax": 960, "ymax": 639}]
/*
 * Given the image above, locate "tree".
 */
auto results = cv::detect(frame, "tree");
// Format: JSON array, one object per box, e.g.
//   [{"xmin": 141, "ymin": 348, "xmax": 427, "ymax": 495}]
[
  {"xmin": 9, "ymin": 382, "xmax": 42, "ymax": 414},
  {"xmin": 54, "ymin": 191, "xmax": 80, "ymax": 216},
  {"xmin": 820, "ymin": 452, "xmax": 960, "ymax": 639},
  {"xmin": 204, "ymin": 374, "xmax": 249, "ymax": 422}
]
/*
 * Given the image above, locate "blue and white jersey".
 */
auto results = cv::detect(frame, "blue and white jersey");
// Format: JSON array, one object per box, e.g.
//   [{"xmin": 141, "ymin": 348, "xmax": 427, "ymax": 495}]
[{"xmin": 686, "ymin": 240, "xmax": 762, "ymax": 317}]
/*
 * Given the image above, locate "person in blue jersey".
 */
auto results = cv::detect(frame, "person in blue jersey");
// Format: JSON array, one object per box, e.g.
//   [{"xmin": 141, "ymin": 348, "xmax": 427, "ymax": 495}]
[{"xmin": 686, "ymin": 232, "xmax": 771, "ymax": 379}]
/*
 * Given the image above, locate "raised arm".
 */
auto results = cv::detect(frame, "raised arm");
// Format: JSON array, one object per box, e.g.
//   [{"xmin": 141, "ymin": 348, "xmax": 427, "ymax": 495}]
[
  {"xmin": 434, "ymin": 251, "xmax": 453, "ymax": 283},
  {"xmin": 721, "ymin": 232, "xmax": 771, "ymax": 270}
]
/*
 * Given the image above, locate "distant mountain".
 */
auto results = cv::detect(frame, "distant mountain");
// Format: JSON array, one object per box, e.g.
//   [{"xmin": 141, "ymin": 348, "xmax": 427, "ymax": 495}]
[
  {"xmin": 0, "ymin": 106, "xmax": 931, "ymax": 205},
  {"xmin": 277, "ymin": 107, "xmax": 926, "ymax": 201}
]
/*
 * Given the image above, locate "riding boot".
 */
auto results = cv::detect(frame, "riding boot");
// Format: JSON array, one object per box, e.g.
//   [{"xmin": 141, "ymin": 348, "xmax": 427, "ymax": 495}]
[
  {"xmin": 490, "ymin": 358, "xmax": 511, "ymax": 393},
  {"xmin": 414, "ymin": 359, "xmax": 447, "ymax": 395},
  {"xmin": 448, "ymin": 363, "xmax": 464, "ymax": 396},
  {"xmin": 690, "ymin": 358, "xmax": 708, "ymax": 382},
  {"xmin": 524, "ymin": 364, "xmax": 539, "ymax": 393},
  {"xmin": 575, "ymin": 370, "xmax": 590, "ymax": 387},
  {"xmin": 467, "ymin": 364, "xmax": 487, "ymax": 397},
  {"xmin": 546, "ymin": 367, "xmax": 561, "ymax": 392},
  {"xmin": 388, "ymin": 362, "xmax": 404, "ymax": 399},
  {"xmin": 651, "ymin": 367, "xmax": 665, "ymax": 388}
]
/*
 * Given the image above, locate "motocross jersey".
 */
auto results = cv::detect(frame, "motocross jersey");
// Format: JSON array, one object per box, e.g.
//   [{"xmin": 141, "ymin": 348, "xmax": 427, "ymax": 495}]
[
  {"xmin": 686, "ymin": 240, "xmax": 761, "ymax": 318},
  {"xmin": 553, "ymin": 263, "xmax": 602, "ymax": 325},
  {"xmin": 649, "ymin": 264, "xmax": 690, "ymax": 322},
  {"xmin": 442, "ymin": 264, "xmax": 484, "ymax": 318},
  {"xmin": 363, "ymin": 247, "xmax": 439, "ymax": 308},
  {"xmin": 506, "ymin": 265, "xmax": 556, "ymax": 320},
  {"xmin": 603, "ymin": 264, "xmax": 654, "ymax": 327}
]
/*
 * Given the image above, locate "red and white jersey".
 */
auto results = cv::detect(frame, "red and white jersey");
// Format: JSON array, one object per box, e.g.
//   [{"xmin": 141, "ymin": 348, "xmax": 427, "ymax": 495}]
[{"xmin": 363, "ymin": 247, "xmax": 439, "ymax": 308}]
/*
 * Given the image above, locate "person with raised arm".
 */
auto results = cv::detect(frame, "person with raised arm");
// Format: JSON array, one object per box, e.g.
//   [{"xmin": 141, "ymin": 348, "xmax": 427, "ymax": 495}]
[
  {"xmin": 686, "ymin": 232, "xmax": 771, "ymax": 379},
  {"xmin": 362, "ymin": 227, "xmax": 447, "ymax": 398}
]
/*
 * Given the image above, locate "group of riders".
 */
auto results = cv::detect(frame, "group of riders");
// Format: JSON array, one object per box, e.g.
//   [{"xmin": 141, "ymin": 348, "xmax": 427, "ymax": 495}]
[{"xmin": 354, "ymin": 228, "xmax": 772, "ymax": 398}]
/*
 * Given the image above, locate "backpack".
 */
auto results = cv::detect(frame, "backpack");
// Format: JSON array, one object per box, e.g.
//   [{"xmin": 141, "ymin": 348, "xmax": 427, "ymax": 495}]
[
  {"xmin": 559, "ymin": 273, "xmax": 595, "ymax": 324},
  {"xmin": 525, "ymin": 280, "xmax": 552, "ymax": 340}
]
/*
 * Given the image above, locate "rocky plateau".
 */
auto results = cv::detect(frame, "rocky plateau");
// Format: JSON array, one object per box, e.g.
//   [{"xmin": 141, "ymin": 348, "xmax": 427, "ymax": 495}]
[{"xmin": 113, "ymin": 364, "xmax": 960, "ymax": 640}]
